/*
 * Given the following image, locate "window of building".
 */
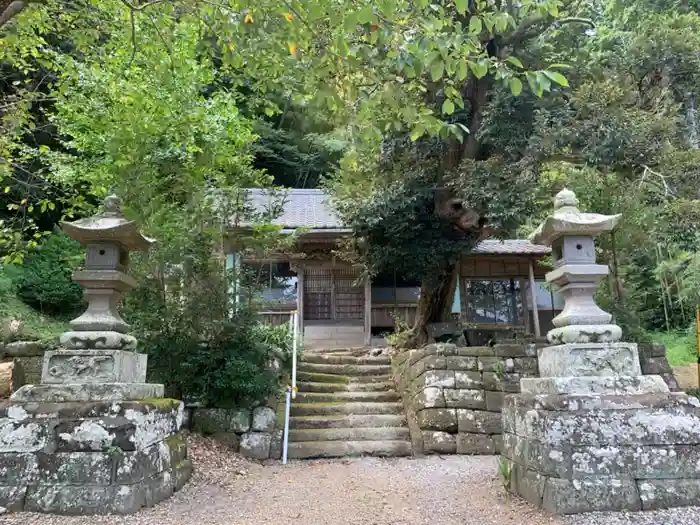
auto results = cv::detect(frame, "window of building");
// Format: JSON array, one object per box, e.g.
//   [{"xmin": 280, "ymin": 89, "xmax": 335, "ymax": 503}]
[
  {"xmin": 464, "ymin": 279, "xmax": 522, "ymax": 324},
  {"xmin": 371, "ymin": 271, "xmax": 421, "ymax": 303},
  {"xmin": 241, "ymin": 261, "xmax": 297, "ymax": 304}
]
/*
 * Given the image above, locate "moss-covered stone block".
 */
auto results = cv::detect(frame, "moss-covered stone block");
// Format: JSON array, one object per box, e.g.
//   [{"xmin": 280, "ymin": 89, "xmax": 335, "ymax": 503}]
[{"xmin": 416, "ymin": 408, "xmax": 457, "ymax": 432}]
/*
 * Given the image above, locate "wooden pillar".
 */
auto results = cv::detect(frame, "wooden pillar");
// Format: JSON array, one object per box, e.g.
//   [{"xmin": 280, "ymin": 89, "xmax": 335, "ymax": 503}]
[
  {"xmin": 330, "ymin": 267, "xmax": 336, "ymax": 320},
  {"xmin": 528, "ymin": 259, "xmax": 541, "ymax": 337},
  {"xmin": 520, "ymin": 278, "xmax": 531, "ymax": 334},
  {"xmin": 297, "ymin": 267, "xmax": 305, "ymax": 337},
  {"xmin": 364, "ymin": 276, "xmax": 372, "ymax": 346}
]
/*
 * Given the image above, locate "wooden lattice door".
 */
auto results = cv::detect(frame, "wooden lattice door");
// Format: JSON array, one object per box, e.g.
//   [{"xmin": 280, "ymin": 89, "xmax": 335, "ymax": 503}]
[
  {"xmin": 304, "ymin": 267, "xmax": 332, "ymax": 320},
  {"xmin": 334, "ymin": 268, "xmax": 363, "ymax": 320},
  {"xmin": 303, "ymin": 267, "xmax": 364, "ymax": 321}
]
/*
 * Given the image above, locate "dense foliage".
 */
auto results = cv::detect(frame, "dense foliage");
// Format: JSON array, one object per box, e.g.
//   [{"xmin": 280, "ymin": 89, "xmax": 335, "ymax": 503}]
[
  {"xmin": 6, "ymin": 231, "xmax": 83, "ymax": 314},
  {"xmin": 122, "ymin": 211, "xmax": 296, "ymax": 407},
  {"xmin": 2, "ymin": 0, "xmax": 700, "ymax": 362}
]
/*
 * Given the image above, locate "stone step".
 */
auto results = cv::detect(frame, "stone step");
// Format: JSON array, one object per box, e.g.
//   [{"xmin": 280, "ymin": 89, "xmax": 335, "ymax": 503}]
[
  {"xmin": 288, "ymin": 427, "xmax": 410, "ymax": 442},
  {"xmin": 296, "ymin": 371, "xmax": 349, "ymax": 384},
  {"xmin": 295, "ymin": 391, "xmax": 400, "ymax": 403},
  {"xmin": 290, "ymin": 401, "xmax": 404, "ymax": 417},
  {"xmin": 286, "ymin": 440, "xmax": 412, "ymax": 459},
  {"xmin": 289, "ymin": 414, "xmax": 407, "ymax": 429},
  {"xmin": 296, "ymin": 372, "xmax": 392, "ymax": 385},
  {"xmin": 307, "ymin": 347, "xmax": 375, "ymax": 355},
  {"xmin": 298, "ymin": 381, "xmax": 395, "ymax": 393},
  {"xmin": 297, "ymin": 363, "xmax": 392, "ymax": 376},
  {"xmin": 303, "ymin": 354, "xmax": 391, "ymax": 365}
]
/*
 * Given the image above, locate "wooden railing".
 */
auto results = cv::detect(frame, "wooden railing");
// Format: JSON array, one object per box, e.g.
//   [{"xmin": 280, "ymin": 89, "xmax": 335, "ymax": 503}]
[
  {"xmin": 256, "ymin": 310, "xmax": 295, "ymax": 327},
  {"xmin": 371, "ymin": 303, "xmax": 418, "ymax": 328}
]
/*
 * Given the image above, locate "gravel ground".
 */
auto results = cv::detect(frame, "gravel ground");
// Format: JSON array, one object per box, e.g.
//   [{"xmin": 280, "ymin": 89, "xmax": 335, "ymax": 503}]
[{"xmin": 1, "ymin": 434, "xmax": 699, "ymax": 525}]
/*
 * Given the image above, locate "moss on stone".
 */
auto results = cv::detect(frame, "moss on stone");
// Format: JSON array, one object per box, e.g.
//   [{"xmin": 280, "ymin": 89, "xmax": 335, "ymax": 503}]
[{"xmin": 140, "ymin": 398, "xmax": 180, "ymax": 410}]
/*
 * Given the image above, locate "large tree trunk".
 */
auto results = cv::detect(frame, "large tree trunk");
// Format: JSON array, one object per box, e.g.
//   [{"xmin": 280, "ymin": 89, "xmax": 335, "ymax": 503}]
[
  {"xmin": 406, "ymin": 74, "xmax": 491, "ymax": 347},
  {"xmin": 404, "ymin": 263, "xmax": 459, "ymax": 348},
  {"xmin": 0, "ymin": 1, "xmax": 27, "ymax": 29}
]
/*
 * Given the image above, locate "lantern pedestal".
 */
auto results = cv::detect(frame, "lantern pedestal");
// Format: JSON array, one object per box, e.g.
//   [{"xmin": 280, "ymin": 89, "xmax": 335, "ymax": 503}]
[
  {"xmin": 0, "ymin": 196, "xmax": 190, "ymax": 514},
  {"xmin": 502, "ymin": 190, "xmax": 700, "ymax": 513},
  {"xmin": 502, "ymin": 390, "xmax": 700, "ymax": 514}
]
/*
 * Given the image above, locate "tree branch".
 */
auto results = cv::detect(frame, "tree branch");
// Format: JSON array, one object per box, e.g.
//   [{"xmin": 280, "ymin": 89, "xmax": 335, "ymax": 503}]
[
  {"xmin": 118, "ymin": 0, "xmax": 170, "ymax": 12},
  {"xmin": 126, "ymin": 7, "xmax": 137, "ymax": 68},
  {"xmin": 146, "ymin": 9, "xmax": 174, "ymax": 71},
  {"xmin": 0, "ymin": 0, "xmax": 27, "ymax": 29},
  {"xmin": 503, "ymin": 0, "xmax": 593, "ymax": 46}
]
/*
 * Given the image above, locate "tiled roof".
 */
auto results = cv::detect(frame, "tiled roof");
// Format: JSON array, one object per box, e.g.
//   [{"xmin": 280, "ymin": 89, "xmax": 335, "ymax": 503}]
[
  {"xmin": 247, "ymin": 188, "xmax": 343, "ymax": 229},
  {"xmin": 247, "ymin": 188, "xmax": 550, "ymax": 256},
  {"xmin": 473, "ymin": 239, "xmax": 551, "ymax": 255}
]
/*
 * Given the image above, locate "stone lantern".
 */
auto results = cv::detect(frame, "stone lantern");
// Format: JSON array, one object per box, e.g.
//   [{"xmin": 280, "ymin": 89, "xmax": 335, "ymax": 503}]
[
  {"xmin": 500, "ymin": 189, "xmax": 700, "ymax": 515},
  {"xmin": 1, "ymin": 196, "xmax": 190, "ymax": 515},
  {"xmin": 61, "ymin": 193, "xmax": 151, "ymax": 346},
  {"xmin": 529, "ymin": 188, "xmax": 622, "ymax": 345},
  {"xmin": 12, "ymin": 195, "xmax": 162, "ymax": 401}
]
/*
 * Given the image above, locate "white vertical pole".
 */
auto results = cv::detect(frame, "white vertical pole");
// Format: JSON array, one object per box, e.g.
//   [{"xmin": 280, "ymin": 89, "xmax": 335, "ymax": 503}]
[
  {"xmin": 528, "ymin": 259, "xmax": 541, "ymax": 337},
  {"xmin": 291, "ymin": 310, "xmax": 298, "ymax": 400},
  {"xmin": 282, "ymin": 386, "xmax": 291, "ymax": 464}
]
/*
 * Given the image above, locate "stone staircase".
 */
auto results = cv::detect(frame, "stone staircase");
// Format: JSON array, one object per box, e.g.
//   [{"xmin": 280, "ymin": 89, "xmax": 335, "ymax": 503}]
[{"xmin": 286, "ymin": 348, "xmax": 413, "ymax": 459}]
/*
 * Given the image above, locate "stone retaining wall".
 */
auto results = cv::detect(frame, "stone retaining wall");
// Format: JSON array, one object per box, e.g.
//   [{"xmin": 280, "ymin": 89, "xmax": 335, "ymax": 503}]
[
  {"xmin": 1, "ymin": 340, "xmax": 49, "ymax": 387},
  {"xmin": 0, "ymin": 398, "xmax": 190, "ymax": 513},
  {"xmin": 638, "ymin": 342, "xmax": 680, "ymax": 391},
  {"xmin": 393, "ymin": 341, "xmax": 680, "ymax": 456},
  {"xmin": 393, "ymin": 343, "xmax": 543, "ymax": 455},
  {"xmin": 187, "ymin": 398, "xmax": 284, "ymax": 460}
]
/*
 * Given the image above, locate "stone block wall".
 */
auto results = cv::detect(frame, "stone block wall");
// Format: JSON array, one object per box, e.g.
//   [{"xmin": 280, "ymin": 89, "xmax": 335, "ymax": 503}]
[
  {"xmin": 0, "ymin": 398, "xmax": 190, "ymax": 514},
  {"xmin": 392, "ymin": 343, "xmax": 543, "ymax": 455},
  {"xmin": 502, "ymin": 392, "xmax": 700, "ymax": 513},
  {"xmin": 188, "ymin": 398, "xmax": 284, "ymax": 460},
  {"xmin": 638, "ymin": 342, "xmax": 680, "ymax": 391},
  {"xmin": 2, "ymin": 341, "xmax": 48, "ymax": 387},
  {"xmin": 393, "ymin": 341, "xmax": 680, "ymax": 456}
]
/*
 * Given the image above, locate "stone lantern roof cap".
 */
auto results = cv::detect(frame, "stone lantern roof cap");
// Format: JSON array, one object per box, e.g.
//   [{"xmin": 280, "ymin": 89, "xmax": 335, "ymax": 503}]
[
  {"xmin": 61, "ymin": 195, "xmax": 154, "ymax": 252},
  {"xmin": 529, "ymin": 188, "xmax": 621, "ymax": 247}
]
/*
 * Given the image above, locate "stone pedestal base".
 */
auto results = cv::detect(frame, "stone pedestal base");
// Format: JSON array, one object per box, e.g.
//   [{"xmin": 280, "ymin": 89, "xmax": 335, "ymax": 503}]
[
  {"xmin": 10, "ymin": 382, "xmax": 163, "ymax": 402},
  {"xmin": 502, "ymin": 392, "xmax": 700, "ymax": 514},
  {"xmin": 0, "ymin": 398, "xmax": 191, "ymax": 514}
]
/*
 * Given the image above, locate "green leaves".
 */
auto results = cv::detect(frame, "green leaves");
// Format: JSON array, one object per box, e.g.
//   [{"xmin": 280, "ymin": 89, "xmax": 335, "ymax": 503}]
[
  {"xmin": 543, "ymin": 70, "xmax": 569, "ymax": 86},
  {"xmin": 509, "ymin": 77, "xmax": 523, "ymax": 96},
  {"xmin": 455, "ymin": 0, "xmax": 468, "ymax": 15},
  {"xmin": 442, "ymin": 99, "xmax": 455, "ymax": 115},
  {"xmin": 468, "ymin": 60, "xmax": 488, "ymax": 79},
  {"xmin": 523, "ymin": 69, "xmax": 568, "ymax": 97},
  {"xmin": 431, "ymin": 60, "xmax": 445, "ymax": 82},
  {"xmin": 506, "ymin": 56, "xmax": 524, "ymax": 69},
  {"xmin": 410, "ymin": 125, "xmax": 425, "ymax": 141},
  {"xmin": 457, "ymin": 61, "xmax": 468, "ymax": 81},
  {"xmin": 526, "ymin": 72, "xmax": 543, "ymax": 97},
  {"xmin": 357, "ymin": 6, "xmax": 374, "ymax": 24},
  {"xmin": 335, "ymin": 34, "xmax": 350, "ymax": 57},
  {"xmin": 469, "ymin": 17, "xmax": 482, "ymax": 34}
]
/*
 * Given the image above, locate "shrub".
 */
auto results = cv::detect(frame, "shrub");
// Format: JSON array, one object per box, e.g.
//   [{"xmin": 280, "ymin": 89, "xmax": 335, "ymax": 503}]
[
  {"xmin": 251, "ymin": 321, "xmax": 302, "ymax": 369},
  {"xmin": 9, "ymin": 232, "xmax": 84, "ymax": 315},
  {"xmin": 122, "ymin": 230, "xmax": 293, "ymax": 409},
  {"xmin": 142, "ymin": 309, "xmax": 286, "ymax": 408}
]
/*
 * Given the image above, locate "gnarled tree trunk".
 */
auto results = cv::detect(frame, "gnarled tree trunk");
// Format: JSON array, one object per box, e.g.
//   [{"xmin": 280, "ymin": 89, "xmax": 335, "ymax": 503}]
[
  {"xmin": 404, "ymin": 263, "xmax": 459, "ymax": 348},
  {"xmin": 0, "ymin": 1, "xmax": 28, "ymax": 29},
  {"xmin": 406, "ymin": 73, "xmax": 491, "ymax": 348}
]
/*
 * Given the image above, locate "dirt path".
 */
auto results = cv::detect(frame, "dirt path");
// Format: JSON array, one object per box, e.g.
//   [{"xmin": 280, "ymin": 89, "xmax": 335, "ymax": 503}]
[
  {"xmin": 673, "ymin": 363, "xmax": 698, "ymax": 389},
  {"xmin": 1, "ymin": 451, "xmax": 559, "ymax": 525},
  {"xmin": 5, "ymin": 435, "xmax": 700, "ymax": 525}
]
